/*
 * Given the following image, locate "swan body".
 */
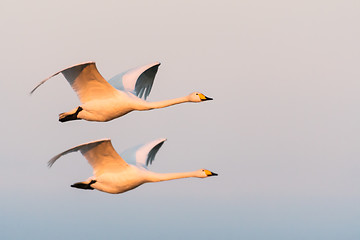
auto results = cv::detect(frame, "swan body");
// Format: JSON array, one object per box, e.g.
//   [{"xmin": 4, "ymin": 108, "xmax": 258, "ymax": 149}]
[
  {"xmin": 48, "ymin": 138, "xmax": 217, "ymax": 194},
  {"xmin": 31, "ymin": 62, "xmax": 213, "ymax": 122}
]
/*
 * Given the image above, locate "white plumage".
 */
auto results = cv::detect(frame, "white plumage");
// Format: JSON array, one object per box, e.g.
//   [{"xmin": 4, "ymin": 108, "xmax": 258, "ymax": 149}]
[
  {"xmin": 31, "ymin": 62, "xmax": 213, "ymax": 122},
  {"xmin": 49, "ymin": 138, "xmax": 218, "ymax": 194}
]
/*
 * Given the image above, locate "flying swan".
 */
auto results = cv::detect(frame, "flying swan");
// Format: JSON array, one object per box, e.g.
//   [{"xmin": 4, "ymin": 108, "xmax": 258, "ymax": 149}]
[
  {"xmin": 48, "ymin": 138, "xmax": 217, "ymax": 194},
  {"xmin": 30, "ymin": 62, "xmax": 213, "ymax": 122}
]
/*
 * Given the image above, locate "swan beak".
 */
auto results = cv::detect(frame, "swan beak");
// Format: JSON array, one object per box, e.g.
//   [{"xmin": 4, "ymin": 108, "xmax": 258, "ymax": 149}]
[
  {"xmin": 199, "ymin": 94, "xmax": 213, "ymax": 101},
  {"xmin": 205, "ymin": 170, "xmax": 218, "ymax": 176}
]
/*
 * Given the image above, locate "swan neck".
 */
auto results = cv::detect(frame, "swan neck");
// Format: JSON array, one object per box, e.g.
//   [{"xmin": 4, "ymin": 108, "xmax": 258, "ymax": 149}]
[
  {"xmin": 146, "ymin": 96, "xmax": 189, "ymax": 109},
  {"xmin": 149, "ymin": 171, "xmax": 197, "ymax": 182}
]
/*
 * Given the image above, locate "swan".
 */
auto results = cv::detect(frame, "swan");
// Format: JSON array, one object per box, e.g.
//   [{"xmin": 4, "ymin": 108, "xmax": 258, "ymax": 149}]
[
  {"xmin": 48, "ymin": 138, "xmax": 218, "ymax": 194},
  {"xmin": 30, "ymin": 62, "xmax": 213, "ymax": 122}
]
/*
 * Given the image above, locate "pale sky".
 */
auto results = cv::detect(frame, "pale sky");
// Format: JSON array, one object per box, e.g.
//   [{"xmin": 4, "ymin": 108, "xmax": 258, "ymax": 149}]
[{"xmin": 1, "ymin": 0, "xmax": 360, "ymax": 239}]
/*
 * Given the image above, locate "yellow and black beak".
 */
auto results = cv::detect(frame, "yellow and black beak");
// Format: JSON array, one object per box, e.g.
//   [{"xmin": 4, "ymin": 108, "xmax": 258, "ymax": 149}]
[
  {"xmin": 204, "ymin": 170, "xmax": 218, "ymax": 176},
  {"xmin": 199, "ymin": 93, "xmax": 213, "ymax": 101}
]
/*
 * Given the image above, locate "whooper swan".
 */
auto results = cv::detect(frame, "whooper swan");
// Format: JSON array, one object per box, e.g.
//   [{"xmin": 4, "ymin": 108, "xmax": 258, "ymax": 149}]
[
  {"xmin": 31, "ymin": 62, "xmax": 212, "ymax": 122},
  {"xmin": 48, "ymin": 138, "xmax": 217, "ymax": 194}
]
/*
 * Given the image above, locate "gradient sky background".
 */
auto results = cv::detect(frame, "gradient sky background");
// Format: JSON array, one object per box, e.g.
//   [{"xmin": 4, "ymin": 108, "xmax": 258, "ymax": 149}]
[{"xmin": 1, "ymin": 0, "xmax": 360, "ymax": 239}]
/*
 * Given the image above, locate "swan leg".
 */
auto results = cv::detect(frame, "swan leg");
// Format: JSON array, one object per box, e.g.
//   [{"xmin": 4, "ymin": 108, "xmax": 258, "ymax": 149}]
[
  {"xmin": 59, "ymin": 106, "xmax": 83, "ymax": 122},
  {"xmin": 71, "ymin": 179, "xmax": 96, "ymax": 190}
]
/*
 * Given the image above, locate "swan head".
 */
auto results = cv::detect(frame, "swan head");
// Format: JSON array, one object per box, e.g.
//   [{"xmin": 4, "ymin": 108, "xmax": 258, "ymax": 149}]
[
  {"xmin": 188, "ymin": 92, "xmax": 213, "ymax": 102},
  {"xmin": 197, "ymin": 169, "xmax": 218, "ymax": 178}
]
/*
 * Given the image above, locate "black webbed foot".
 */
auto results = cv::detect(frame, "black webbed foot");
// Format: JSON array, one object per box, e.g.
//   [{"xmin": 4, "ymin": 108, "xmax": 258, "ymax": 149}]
[
  {"xmin": 59, "ymin": 106, "xmax": 83, "ymax": 122},
  {"xmin": 71, "ymin": 179, "xmax": 96, "ymax": 190}
]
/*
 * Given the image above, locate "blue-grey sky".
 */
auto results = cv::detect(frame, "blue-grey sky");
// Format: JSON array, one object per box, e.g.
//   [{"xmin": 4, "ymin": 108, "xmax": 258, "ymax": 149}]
[{"xmin": 1, "ymin": 0, "xmax": 360, "ymax": 239}]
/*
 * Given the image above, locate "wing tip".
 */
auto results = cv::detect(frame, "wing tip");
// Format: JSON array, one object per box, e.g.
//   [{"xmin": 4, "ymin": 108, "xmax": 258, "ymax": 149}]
[
  {"xmin": 145, "ymin": 61, "xmax": 161, "ymax": 69},
  {"xmin": 29, "ymin": 87, "xmax": 37, "ymax": 95},
  {"xmin": 30, "ymin": 61, "xmax": 96, "ymax": 94},
  {"xmin": 47, "ymin": 160, "xmax": 54, "ymax": 168},
  {"xmin": 47, "ymin": 155, "xmax": 59, "ymax": 168},
  {"xmin": 47, "ymin": 138, "xmax": 111, "ymax": 168},
  {"xmin": 145, "ymin": 138, "xmax": 167, "ymax": 166}
]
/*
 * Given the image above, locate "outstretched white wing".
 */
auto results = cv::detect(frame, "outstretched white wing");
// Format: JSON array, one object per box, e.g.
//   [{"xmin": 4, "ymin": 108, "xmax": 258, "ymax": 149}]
[
  {"xmin": 48, "ymin": 139, "xmax": 129, "ymax": 176},
  {"xmin": 31, "ymin": 62, "xmax": 119, "ymax": 104},
  {"xmin": 108, "ymin": 62, "xmax": 160, "ymax": 100},
  {"xmin": 120, "ymin": 138, "xmax": 166, "ymax": 169}
]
